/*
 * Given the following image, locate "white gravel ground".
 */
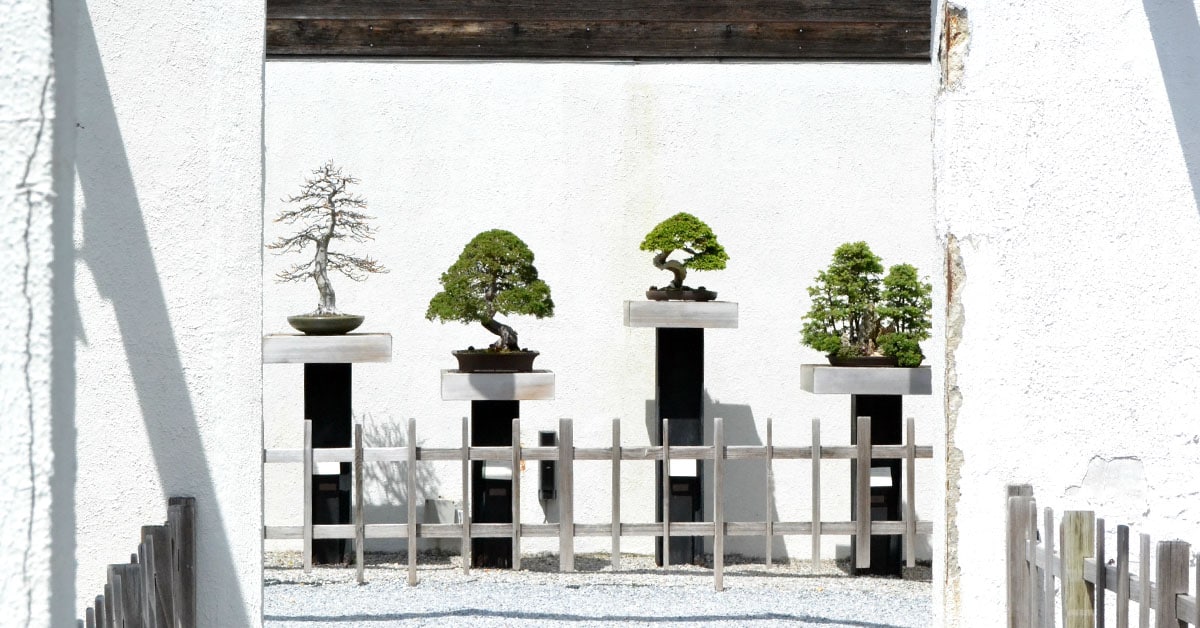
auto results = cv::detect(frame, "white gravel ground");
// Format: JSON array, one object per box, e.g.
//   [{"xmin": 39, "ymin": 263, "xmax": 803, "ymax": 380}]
[{"xmin": 264, "ymin": 551, "xmax": 931, "ymax": 627}]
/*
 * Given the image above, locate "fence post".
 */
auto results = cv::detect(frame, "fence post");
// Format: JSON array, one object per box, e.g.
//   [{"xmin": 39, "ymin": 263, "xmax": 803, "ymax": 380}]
[
  {"xmin": 811, "ymin": 418, "xmax": 820, "ymax": 569},
  {"xmin": 1155, "ymin": 540, "xmax": 1189, "ymax": 628},
  {"xmin": 713, "ymin": 416, "xmax": 725, "ymax": 592},
  {"xmin": 662, "ymin": 418, "xmax": 670, "ymax": 569},
  {"xmin": 461, "ymin": 417, "xmax": 471, "ymax": 575},
  {"xmin": 354, "ymin": 423, "xmax": 365, "ymax": 585},
  {"xmin": 1025, "ymin": 499, "xmax": 1040, "ymax": 627},
  {"xmin": 1006, "ymin": 484, "xmax": 1034, "ymax": 628},
  {"xmin": 407, "ymin": 418, "xmax": 418, "ymax": 586},
  {"xmin": 611, "ymin": 418, "xmax": 621, "ymax": 570},
  {"xmin": 1061, "ymin": 510, "xmax": 1095, "ymax": 627},
  {"xmin": 167, "ymin": 496, "xmax": 195, "ymax": 628},
  {"xmin": 1141, "ymin": 533, "xmax": 1151, "ymax": 628},
  {"xmin": 1116, "ymin": 525, "xmax": 1129, "ymax": 628},
  {"xmin": 905, "ymin": 418, "xmax": 917, "ymax": 569},
  {"xmin": 511, "ymin": 418, "xmax": 521, "ymax": 571},
  {"xmin": 303, "ymin": 419, "xmax": 313, "ymax": 573},
  {"xmin": 1095, "ymin": 518, "xmax": 1106, "ymax": 627},
  {"xmin": 854, "ymin": 416, "xmax": 871, "ymax": 570},
  {"xmin": 1043, "ymin": 507, "xmax": 1055, "ymax": 627},
  {"xmin": 559, "ymin": 418, "xmax": 574, "ymax": 572},
  {"xmin": 764, "ymin": 417, "xmax": 773, "ymax": 569}
]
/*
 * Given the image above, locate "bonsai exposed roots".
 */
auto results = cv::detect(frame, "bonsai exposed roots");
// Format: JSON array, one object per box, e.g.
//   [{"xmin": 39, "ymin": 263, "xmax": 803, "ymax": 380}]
[
  {"xmin": 483, "ymin": 318, "xmax": 520, "ymax": 352},
  {"xmin": 652, "ymin": 251, "xmax": 688, "ymax": 290}
]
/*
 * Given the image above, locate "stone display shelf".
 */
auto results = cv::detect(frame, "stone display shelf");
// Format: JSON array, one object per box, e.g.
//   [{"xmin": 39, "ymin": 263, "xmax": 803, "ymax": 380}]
[
  {"xmin": 623, "ymin": 300, "xmax": 739, "ymax": 329},
  {"xmin": 262, "ymin": 333, "xmax": 392, "ymax": 364},
  {"xmin": 440, "ymin": 370, "xmax": 555, "ymax": 401},
  {"xmin": 800, "ymin": 365, "xmax": 932, "ymax": 396}
]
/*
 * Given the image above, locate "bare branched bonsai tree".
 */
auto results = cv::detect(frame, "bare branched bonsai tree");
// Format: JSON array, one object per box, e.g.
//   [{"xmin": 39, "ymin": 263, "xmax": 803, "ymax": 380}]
[
  {"xmin": 426, "ymin": 229, "xmax": 554, "ymax": 352},
  {"xmin": 267, "ymin": 161, "xmax": 388, "ymax": 317},
  {"xmin": 640, "ymin": 212, "xmax": 729, "ymax": 300}
]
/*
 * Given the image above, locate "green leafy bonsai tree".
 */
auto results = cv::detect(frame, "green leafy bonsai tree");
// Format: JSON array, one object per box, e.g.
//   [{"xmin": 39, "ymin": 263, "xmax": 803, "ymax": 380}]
[
  {"xmin": 426, "ymin": 229, "xmax": 554, "ymax": 352},
  {"xmin": 801, "ymin": 242, "xmax": 932, "ymax": 366},
  {"xmin": 640, "ymin": 212, "xmax": 729, "ymax": 299},
  {"xmin": 267, "ymin": 161, "xmax": 388, "ymax": 317}
]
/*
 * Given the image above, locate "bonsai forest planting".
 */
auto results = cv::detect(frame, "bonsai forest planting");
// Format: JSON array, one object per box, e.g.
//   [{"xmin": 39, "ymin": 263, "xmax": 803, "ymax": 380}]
[
  {"xmin": 801, "ymin": 241, "xmax": 932, "ymax": 367},
  {"xmin": 268, "ymin": 161, "xmax": 388, "ymax": 334},
  {"xmin": 640, "ymin": 212, "xmax": 729, "ymax": 301},
  {"xmin": 426, "ymin": 229, "xmax": 555, "ymax": 372}
]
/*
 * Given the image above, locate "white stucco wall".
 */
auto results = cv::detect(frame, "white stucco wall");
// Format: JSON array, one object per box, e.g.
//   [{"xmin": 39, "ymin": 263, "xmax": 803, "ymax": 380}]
[
  {"xmin": 71, "ymin": 0, "xmax": 264, "ymax": 624},
  {"xmin": 936, "ymin": 0, "xmax": 1200, "ymax": 623},
  {"xmin": 1, "ymin": 0, "xmax": 62, "ymax": 623},
  {"xmin": 265, "ymin": 61, "xmax": 942, "ymax": 563}
]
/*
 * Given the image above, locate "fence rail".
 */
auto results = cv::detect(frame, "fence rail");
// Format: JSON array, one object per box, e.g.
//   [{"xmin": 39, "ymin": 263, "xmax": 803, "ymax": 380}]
[
  {"xmin": 1006, "ymin": 484, "xmax": 1200, "ymax": 627},
  {"xmin": 264, "ymin": 416, "xmax": 933, "ymax": 590},
  {"xmin": 81, "ymin": 496, "xmax": 196, "ymax": 628}
]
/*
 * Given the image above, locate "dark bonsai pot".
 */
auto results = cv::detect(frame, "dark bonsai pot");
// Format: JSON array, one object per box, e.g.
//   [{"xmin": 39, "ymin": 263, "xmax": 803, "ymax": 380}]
[
  {"xmin": 453, "ymin": 350, "xmax": 539, "ymax": 373},
  {"xmin": 646, "ymin": 287, "xmax": 717, "ymax": 302},
  {"xmin": 287, "ymin": 314, "xmax": 365, "ymax": 335},
  {"xmin": 827, "ymin": 354, "xmax": 901, "ymax": 367}
]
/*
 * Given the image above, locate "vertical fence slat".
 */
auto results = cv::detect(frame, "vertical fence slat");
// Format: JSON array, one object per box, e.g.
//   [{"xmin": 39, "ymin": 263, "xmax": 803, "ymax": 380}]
[
  {"xmin": 461, "ymin": 416, "xmax": 471, "ymax": 575},
  {"xmin": 905, "ymin": 418, "xmax": 917, "ymax": 569},
  {"xmin": 714, "ymin": 416, "xmax": 725, "ymax": 592},
  {"xmin": 1062, "ymin": 510, "xmax": 1095, "ymax": 627},
  {"xmin": 1118, "ymin": 525, "xmax": 1130, "ymax": 628},
  {"xmin": 407, "ymin": 418, "xmax": 418, "ymax": 586},
  {"xmin": 611, "ymin": 418, "xmax": 621, "ymax": 571},
  {"xmin": 1026, "ymin": 498, "xmax": 1040, "ymax": 627},
  {"xmin": 145, "ymin": 526, "xmax": 172, "ymax": 627},
  {"xmin": 303, "ymin": 419, "xmax": 313, "ymax": 573},
  {"xmin": 511, "ymin": 418, "xmax": 521, "ymax": 571},
  {"xmin": 85, "ymin": 607, "xmax": 95, "ymax": 628},
  {"xmin": 1140, "ymin": 533, "xmax": 1151, "ymax": 628},
  {"xmin": 811, "ymin": 418, "xmax": 820, "ymax": 569},
  {"xmin": 109, "ymin": 568, "xmax": 125, "ymax": 628},
  {"xmin": 559, "ymin": 418, "xmax": 575, "ymax": 572},
  {"xmin": 1007, "ymin": 487, "xmax": 1034, "ymax": 628},
  {"xmin": 167, "ymin": 496, "xmax": 195, "ymax": 628},
  {"xmin": 1044, "ymin": 507, "xmax": 1056, "ymax": 628},
  {"xmin": 104, "ymin": 583, "xmax": 114, "ymax": 628},
  {"xmin": 1194, "ymin": 553, "xmax": 1199, "ymax": 627},
  {"xmin": 1095, "ymin": 518, "xmax": 1106, "ymax": 627},
  {"xmin": 121, "ymin": 563, "xmax": 143, "ymax": 628},
  {"xmin": 139, "ymin": 541, "xmax": 154, "ymax": 627},
  {"xmin": 764, "ymin": 417, "xmax": 774, "ymax": 569},
  {"xmin": 354, "ymin": 423, "xmax": 365, "ymax": 585},
  {"xmin": 96, "ymin": 594, "xmax": 107, "ymax": 628},
  {"xmin": 1154, "ymin": 540, "xmax": 1189, "ymax": 628},
  {"xmin": 855, "ymin": 416, "xmax": 871, "ymax": 570},
  {"xmin": 662, "ymin": 418, "xmax": 670, "ymax": 569}
]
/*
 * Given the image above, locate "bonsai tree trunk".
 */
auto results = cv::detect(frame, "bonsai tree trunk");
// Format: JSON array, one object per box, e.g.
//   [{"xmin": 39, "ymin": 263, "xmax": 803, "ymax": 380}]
[
  {"xmin": 652, "ymin": 251, "xmax": 687, "ymax": 289},
  {"xmin": 313, "ymin": 240, "xmax": 338, "ymax": 315},
  {"xmin": 482, "ymin": 318, "xmax": 519, "ymax": 351}
]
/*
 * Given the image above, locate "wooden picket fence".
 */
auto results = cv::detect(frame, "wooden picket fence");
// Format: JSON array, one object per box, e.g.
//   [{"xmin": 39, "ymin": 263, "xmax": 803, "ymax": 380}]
[
  {"xmin": 80, "ymin": 496, "xmax": 196, "ymax": 628},
  {"xmin": 1006, "ymin": 485, "xmax": 1200, "ymax": 627},
  {"xmin": 264, "ymin": 415, "xmax": 933, "ymax": 590}
]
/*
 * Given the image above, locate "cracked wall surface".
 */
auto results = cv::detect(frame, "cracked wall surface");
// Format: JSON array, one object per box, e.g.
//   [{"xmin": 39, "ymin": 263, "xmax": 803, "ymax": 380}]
[
  {"xmin": 935, "ymin": 0, "xmax": 1200, "ymax": 623},
  {"xmin": 0, "ymin": 0, "xmax": 57, "ymax": 624}
]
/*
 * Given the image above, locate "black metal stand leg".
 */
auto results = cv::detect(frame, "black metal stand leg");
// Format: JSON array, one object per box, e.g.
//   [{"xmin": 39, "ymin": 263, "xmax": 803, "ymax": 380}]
[
  {"xmin": 471, "ymin": 400, "xmax": 517, "ymax": 568},
  {"xmin": 305, "ymin": 363, "xmax": 352, "ymax": 565},
  {"xmin": 655, "ymin": 328, "xmax": 704, "ymax": 566},
  {"xmin": 850, "ymin": 394, "xmax": 903, "ymax": 576}
]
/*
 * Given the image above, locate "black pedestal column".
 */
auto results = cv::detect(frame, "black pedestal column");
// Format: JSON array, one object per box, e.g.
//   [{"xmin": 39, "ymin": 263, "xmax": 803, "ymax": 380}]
[
  {"xmin": 849, "ymin": 394, "xmax": 902, "ymax": 576},
  {"xmin": 655, "ymin": 328, "xmax": 704, "ymax": 566},
  {"xmin": 471, "ymin": 400, "xmax": 518, "ymax": 568},
  {"xmin": 304, "ymin": 363, "xmax": 353, "ymax": 565}
]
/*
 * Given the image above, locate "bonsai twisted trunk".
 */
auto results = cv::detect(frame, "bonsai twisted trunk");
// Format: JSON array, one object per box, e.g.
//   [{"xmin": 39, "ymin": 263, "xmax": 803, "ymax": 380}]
[
  {"xmin": 652, "ymin": 251, "xmax": 687, "ymax": 289},
  {"xmin": 312, "ymin": 240, "xmax": 338, "ymax": 315},
  {"xmin": 482, "ymin": 318, "xmax": 519, "ymax": 351}
]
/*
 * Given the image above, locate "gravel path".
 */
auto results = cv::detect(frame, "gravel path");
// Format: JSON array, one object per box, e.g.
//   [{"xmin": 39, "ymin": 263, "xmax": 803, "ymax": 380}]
[{"xmin": 264, "ymin": 552, "xmax": 932, "ymax": 627}]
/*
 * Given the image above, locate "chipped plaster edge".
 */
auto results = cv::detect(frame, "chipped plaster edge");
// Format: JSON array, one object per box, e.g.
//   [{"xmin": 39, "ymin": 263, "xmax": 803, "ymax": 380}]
[{"xmin": 942, "ymin": 234, "xmax": 966, "ymax": 626}]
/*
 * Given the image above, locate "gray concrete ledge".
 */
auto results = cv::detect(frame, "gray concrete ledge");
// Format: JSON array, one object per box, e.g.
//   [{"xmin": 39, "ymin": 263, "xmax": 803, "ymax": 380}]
[
  {"xmin": 623, "ymin": 300, "xmax": 738, "ymax": 328},
  {"xmin": 263, "ymin": 333, "xmax": 392, "ymax": 364},
  {"xmin": 800, "ymin": 364, "xmax": 932, "ymax": 395},
  {"xmin": 440, "ymin": 370, "xmax": 555, "ymax": 401}
]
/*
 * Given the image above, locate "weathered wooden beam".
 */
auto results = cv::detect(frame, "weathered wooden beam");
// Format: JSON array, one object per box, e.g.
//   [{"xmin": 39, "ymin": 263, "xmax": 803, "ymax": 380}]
[
  {"xmin": 270, "ymin": 0, "xmax": 931, "ymax": 22},
  {"xmin": 266, "ymin": 18, "xmax": 930, "ymax": 60}
]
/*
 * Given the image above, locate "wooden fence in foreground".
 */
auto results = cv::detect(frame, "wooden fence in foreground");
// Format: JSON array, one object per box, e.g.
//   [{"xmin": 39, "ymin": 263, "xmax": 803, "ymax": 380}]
[
  {"xmin": 81, "ymin": 496, "xmax": 196, "ymax": 628},
  {"xmin": 1006, "ymin": 485, "xmax": 1200, "ymax": 627},
  {"xmin": 264, "ymin": 415, "xmax": 932, "ymax": 590}
]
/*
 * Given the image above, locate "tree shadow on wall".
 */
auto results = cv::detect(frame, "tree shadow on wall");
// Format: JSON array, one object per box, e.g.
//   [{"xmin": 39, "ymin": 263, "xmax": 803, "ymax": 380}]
[
  {"xmin": 1143, "ymin": 0, "xmax": 1200, "ymax": 216},
  {"xmin": 361, "ymin": 418, "xmax": 443, "ymax": 552},
  {"xmin": 74, "ymin": 8, "xmax": 248, "ymax": 624}
]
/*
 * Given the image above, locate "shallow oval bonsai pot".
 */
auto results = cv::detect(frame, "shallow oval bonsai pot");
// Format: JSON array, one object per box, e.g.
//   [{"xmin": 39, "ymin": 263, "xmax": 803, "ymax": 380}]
[
  {"xmin": 645, "ymin": 287, "xmax": 717, "ymax": 302},
  {"xmin": 287, "ymin": 314, "xmax": 365, "ymax": 335},
  {"xmin": 453, "ymin": 350, "xmax": 539, "ymax": 373},
  {"xmin": 827, "ymin": 354, "xmax": 901, "ymax": 367}
]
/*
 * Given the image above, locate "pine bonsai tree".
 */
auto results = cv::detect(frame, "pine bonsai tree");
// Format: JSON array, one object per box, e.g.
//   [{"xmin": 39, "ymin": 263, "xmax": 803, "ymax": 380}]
[
  {"xmin": 801, "ymin": 242, "xmax": 931, "ymax": 366},
  {"xmin": 267, "ymin": 161, "xmax": 388, "ymax": 317},
  {"xmin": 640, "ymin": 212, "xmax": 729, "ymax": 300},
  {"xmin": 426, "ymin": 229, "xmax": 554, "ymax": 352}
]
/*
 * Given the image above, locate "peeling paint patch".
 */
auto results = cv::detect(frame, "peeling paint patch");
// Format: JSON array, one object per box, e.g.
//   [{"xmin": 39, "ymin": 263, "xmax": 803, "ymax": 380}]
[
  {"xmin": 943, "ymin": 233, "xmax": 966, "ymax": 625},
  {"xmin": 940, "ymin": 4, "xmax": 969, "ymax": 91},
  {"xmin": 1065, "ymin": 456, "xmax": 1149, "ymax": 520}
]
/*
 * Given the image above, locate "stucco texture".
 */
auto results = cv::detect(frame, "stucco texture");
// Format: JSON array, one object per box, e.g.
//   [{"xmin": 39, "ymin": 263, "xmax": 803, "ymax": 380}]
[
  {"xmin": 0, "ymin": 0, "xmax": 57, "ymax": 623},
  {"xmin": 936, "ymin": 0, "xmax": 1200, "ymax": 623},
  {"xmin": 71, "ymin": 0, "xmax": 264, "ymax": 624},
  {"xmin": 264, "ymin": 62, "xmax": 942, "ymax": 564}
]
